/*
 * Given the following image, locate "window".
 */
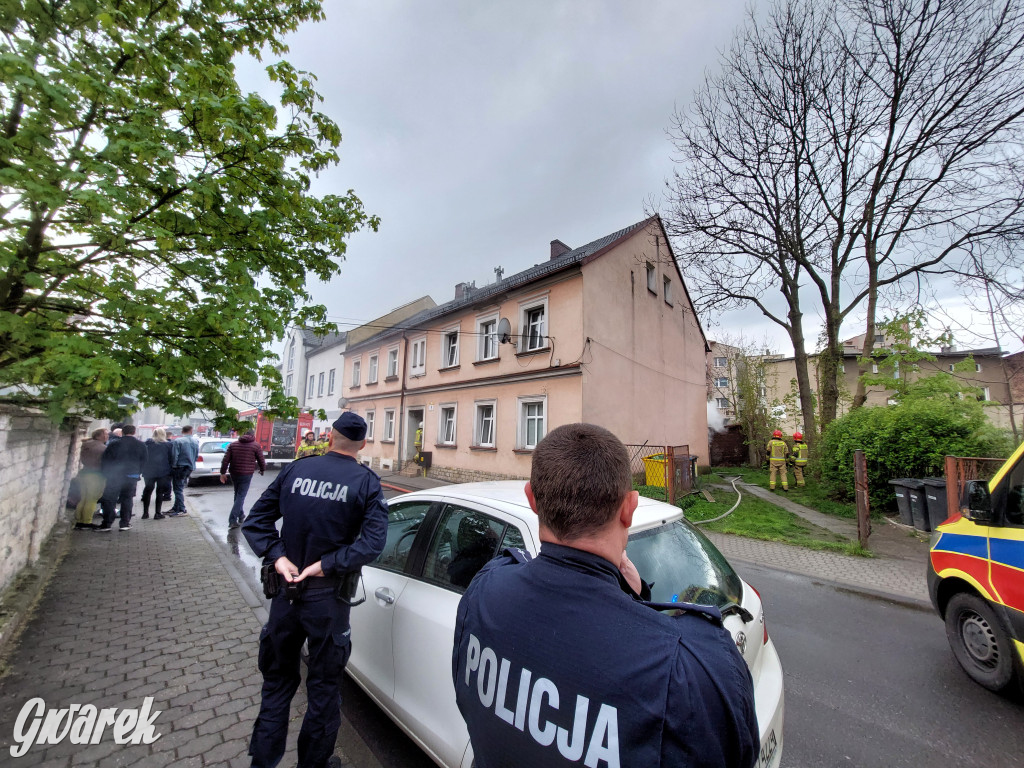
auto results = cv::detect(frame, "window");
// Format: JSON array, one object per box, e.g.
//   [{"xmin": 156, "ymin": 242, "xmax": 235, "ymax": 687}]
[
  {"xmin": 327, "ymin": 368, "xmax": 335, "ymax": 396},
  {"xmin": 442, "ymin": 328, "xmax": 460, "ymax": 368},
  {"xmin": 287, "ymin": 343, "xmax": 295, "ymax": 372},
  {"xmin": 646, "ymin": 262, "xmax": 656, "ymax": 293},
  {"xmin": 871, "ymin": 362, "xmax": 879, "ymax": 374},
  {"xmin": 285, "ymin": 373, "xmax": 293, "ymax": 396},
  {"xmin": 438, "ymin": 404, "xmax": 457, "ymax": 445},
  {"xmin": 374, "ymin": 500, "xmax": 432, "ymax": 573},
  {"xmin": 410, "ymin": 338, "xmax": 426, "ymax": 375},
  {"xmin": 520, "ymin": 300, "xmax": 548, "ymax": 352},
  {"xmin": 875, "ymin": 334, "xmax": 884, "ymax": 343},
  {"xmin": 368, "ymin": 354, "xmax": 378, "ymax": 383},
  {"xmin": 317, "ymin": 372, "xmax": 325, "ymax": 397},
  {"xmin": 893, "ymin": 362, "xmax": 900, "ymax": 380},
  {"xmin": 383, "ymin": 409, "xmax": 395, "ymax": 441},
  {"xmin": 387, "ymin": 347, "xmax": 399, "ymax": 378},
  {"xmin": 422, "ymin": 504, "xmax": 508, "ymax": 589},
  {"xmin": 714, "ymin": 377, "xmax": 729, "ymax": 388},
  {"xmin": 976, "ymin": 363, "xmax": 982, "ymax": 373},
  {"xmin": 713, "ymin": 356, "xmax": 728, "ymax": 368},
  {"xmin": 715, "ymin": 397, "xmax": 730, "ymax": 409},
  {"xmin": 980, "ymin": 387, "xmax": 991, "ymax": 402},
  {"xmin": 518, "ymin": 397, "xmax": 546, "ymax": 450},
  {"xmin": 477, "ymin": 317, "xmax": 498, "ymax": 361},
  {"xmin": 663, "ymin": 276, "xmax": 673, "ymax": 306},
  {"xmin": 351, "ymin": 360, "xmax": 361, "ymax": 387},
  {"xmin": 474, "ymin": 402, "xmax": 496, "ymax": 447},
  {"xmin": 365, "ymin": 410, "xmax": 375, "ymax": 440},
  {"xmin": 839, "ymin": 362, "xmax": 846, "ymax": 373},
  {"xmin": 949, "ymin": 363, "xmax": 956, "ymax": 372},
  {"xmin": 308, "ymin": 375, "xmax": 315, "ymax": 399}
]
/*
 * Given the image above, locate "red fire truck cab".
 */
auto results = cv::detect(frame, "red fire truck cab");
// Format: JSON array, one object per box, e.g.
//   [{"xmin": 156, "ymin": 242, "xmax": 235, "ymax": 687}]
[{"xmin": 237, "ymin": 409, "xmax": 313, "ymax": 463}]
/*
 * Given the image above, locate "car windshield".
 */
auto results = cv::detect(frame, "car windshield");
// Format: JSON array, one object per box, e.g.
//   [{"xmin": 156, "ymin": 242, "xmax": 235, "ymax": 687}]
[{"xmin": 626, "ymin": 519, "xmax": 743, "ymax": 610}]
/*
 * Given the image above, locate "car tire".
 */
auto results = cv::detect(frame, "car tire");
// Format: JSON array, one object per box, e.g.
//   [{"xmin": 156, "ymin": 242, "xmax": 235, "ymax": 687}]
[{"xmin": 945, "ymin": 592, "xmax": 1017, "ymax": 693}]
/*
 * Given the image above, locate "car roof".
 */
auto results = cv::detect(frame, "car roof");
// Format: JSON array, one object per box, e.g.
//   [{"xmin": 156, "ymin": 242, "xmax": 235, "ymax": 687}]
[{"xmin": 393, "ymin": 480, "xmax": 684, "ymax": 533}]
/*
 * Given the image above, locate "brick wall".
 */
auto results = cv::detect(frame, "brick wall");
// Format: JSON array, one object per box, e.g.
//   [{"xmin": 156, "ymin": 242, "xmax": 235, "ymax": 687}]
[
  {"xmin": 424, "ymin": 465, "xmax": 527, "ymax": 484},
  {"xmin": 0, "ymin": 406, "xmax": 84, "ymax": 593}
]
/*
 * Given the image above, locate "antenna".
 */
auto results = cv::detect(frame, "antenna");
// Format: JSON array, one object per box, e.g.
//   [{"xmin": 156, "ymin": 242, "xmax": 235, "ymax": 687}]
[{"xmin": 496, "ymin": 317, "xmax": 513, "ymax": 345}]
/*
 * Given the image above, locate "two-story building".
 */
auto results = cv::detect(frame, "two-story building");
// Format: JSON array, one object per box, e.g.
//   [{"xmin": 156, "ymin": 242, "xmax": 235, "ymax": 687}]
[{"xmin": 341, "ymin": 216, "xmax": 710, "ymax": 481}]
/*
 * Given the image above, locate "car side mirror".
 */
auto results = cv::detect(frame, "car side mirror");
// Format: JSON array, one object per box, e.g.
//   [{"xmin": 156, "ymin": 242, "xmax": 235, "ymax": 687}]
[{"xmin": 962, "ymin": 480, "xmax": 993, "ymax": 524}]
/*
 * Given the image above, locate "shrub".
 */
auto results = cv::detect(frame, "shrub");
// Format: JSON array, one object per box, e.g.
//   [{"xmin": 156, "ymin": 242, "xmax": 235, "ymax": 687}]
[{"xmin": 819, "ymin": 374, "xmax": 1013, "ymax": 510}]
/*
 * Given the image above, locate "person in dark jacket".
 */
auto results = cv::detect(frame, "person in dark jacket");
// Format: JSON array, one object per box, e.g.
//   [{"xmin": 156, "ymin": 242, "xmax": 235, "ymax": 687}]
[
  {"xmin": 98, "ymin": 424, "xmax": 148, "ymax": 531},
  {"xmin": 221, "ymin": 430, "xmax": 266, "ymax": 528},
  {"xmin": 74, "ymin": 427, "xmax": 109, "ymax": 530},
  {"xmin": 141, "ymin": 427, "xmax": 174, "ymax": 520}
]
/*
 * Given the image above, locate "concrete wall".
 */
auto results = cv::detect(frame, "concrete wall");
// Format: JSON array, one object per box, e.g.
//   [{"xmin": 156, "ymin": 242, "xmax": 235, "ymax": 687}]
[{"xmin": 0, "ymin": 406, "xmax": 83, "ymax": 594}]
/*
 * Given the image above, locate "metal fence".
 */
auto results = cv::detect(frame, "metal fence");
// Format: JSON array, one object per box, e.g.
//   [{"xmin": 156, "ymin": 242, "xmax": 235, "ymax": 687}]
[
  {"xmin": 943, "ymin": 455, "xmax": 1006, "ymax": 520},
  {"xmin": 624, "ymin": 444, "xmax": 694, "ymax": 505}
]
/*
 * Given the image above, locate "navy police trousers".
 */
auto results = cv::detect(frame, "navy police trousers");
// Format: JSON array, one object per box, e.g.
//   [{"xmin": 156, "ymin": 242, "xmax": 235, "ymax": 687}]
[{"xmin": 249, "ymin": 587, "xmax": 352, "ymax": 768}]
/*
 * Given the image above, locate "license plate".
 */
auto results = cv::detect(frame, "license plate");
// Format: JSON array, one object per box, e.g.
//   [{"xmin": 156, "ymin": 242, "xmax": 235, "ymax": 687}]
[{"xmin": 758, "ymin": 729, "xmax": 778, "ymax": 768}]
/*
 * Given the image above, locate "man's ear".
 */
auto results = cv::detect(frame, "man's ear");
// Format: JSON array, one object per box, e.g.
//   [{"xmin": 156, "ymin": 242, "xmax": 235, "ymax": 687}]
[
  {"xmin": 525, "ymin": 482, "xmax": 539, "ymax": 516},
  {"xmin": 619, "ymin": 490, "xmax": 639, "ymax": 529}
]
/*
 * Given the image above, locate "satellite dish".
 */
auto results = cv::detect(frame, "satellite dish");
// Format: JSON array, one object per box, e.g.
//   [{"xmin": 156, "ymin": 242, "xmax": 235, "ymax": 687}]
[
  {"xmin": 337, "ymin": 397, "xmax": 348, "ymax": 408},
  {"xmin": 496, "ymin": 317, "xmax": 512, "ymax": 344}
]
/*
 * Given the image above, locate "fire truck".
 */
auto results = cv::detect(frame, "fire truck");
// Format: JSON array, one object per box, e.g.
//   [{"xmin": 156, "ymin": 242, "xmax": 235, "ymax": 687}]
[{"xmin": 237, "ymin": 409, "xmax": 313, "ymax": 462}]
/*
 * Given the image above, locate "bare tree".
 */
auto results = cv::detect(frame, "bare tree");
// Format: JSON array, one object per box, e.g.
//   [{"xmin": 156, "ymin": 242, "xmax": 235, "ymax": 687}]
[{"xmin": 665, "ymin": 0, "xmax": 1024, "ymax": 431}]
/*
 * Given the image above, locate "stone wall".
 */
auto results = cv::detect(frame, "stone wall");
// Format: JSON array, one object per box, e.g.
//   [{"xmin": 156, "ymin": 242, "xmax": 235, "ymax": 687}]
[
  {"xmin": 0, "ymin": 406, "xmax": 84, "ymax": 594},
  {"xmin": 424, "ymin": 464, "xmax": 527, "ymax": 484}
]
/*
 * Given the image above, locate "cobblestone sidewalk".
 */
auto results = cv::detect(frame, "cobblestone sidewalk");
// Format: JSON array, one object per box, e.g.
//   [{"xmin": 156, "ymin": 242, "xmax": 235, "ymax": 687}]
[{"xmin": 0, "ymin": 516, "xmax": 317, "ymax": 767}]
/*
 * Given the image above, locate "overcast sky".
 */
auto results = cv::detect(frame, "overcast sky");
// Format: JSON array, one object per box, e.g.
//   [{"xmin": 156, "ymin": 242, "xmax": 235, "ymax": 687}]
[{"xmin": 236, "ymin": 1, "xmax": 1021, "ymax": 358}]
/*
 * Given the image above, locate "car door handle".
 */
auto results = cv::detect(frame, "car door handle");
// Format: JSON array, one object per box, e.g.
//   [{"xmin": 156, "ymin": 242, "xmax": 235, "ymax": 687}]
[{"xmin": 375, "ymin": 587, "xmax": 396, "ymax": 605}]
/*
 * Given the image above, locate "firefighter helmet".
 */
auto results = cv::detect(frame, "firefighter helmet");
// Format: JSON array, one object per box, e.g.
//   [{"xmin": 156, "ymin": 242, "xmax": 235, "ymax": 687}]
[
  {"xmin": 793, "ymin": 431, "xmax": 803, "ymax": 441},
  {"xmin": 772, "ymin": 430, "xmax": 783, "ymax": 438}
]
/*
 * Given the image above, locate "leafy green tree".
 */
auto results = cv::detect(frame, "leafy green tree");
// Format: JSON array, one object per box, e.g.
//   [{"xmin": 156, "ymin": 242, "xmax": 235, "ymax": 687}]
[
  {"xmin": 727, "ymin": 349, "xmax": 783, "ymax": 466},
  {"xmin": 0, "ymin": 1, "xmax": 377, "ymax": 422},
  {"xmin": 819, "ymin": 374, "xmax": 1012, "ymax": 508}
]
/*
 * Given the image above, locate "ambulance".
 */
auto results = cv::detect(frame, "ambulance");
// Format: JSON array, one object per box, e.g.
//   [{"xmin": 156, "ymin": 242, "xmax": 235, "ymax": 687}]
[{"xmin": 928, "ymin": 442, "xmax": 1024, "ymax": 694}]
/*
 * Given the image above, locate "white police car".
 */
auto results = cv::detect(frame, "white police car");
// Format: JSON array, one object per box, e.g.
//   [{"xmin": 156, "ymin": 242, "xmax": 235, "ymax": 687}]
[{"xmin": 348, "ymin": 481, "xmax": 785, "ymax": 768}]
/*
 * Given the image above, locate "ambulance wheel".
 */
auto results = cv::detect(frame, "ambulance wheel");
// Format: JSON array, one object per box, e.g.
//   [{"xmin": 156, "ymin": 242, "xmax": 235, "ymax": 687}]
[{"xmin": 945, "ymin": 592, "xmax": 1016, "ymax": 692}]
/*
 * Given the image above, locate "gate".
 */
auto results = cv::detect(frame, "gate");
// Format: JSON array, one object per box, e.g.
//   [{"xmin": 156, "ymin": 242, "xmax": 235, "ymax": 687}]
[
  {"xmin": 624, "ymin": 444, "xmax": 695, "ymax": 505},
  {"xmin": 943, "ymin": 455, "xmax": 1006, "ymax": 520}
]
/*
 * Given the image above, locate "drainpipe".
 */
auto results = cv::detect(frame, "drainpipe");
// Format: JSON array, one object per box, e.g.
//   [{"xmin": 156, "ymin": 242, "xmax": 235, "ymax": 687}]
[{"xmin": 397, "ymin": 331, "xmax": 409, "ymax": 468}]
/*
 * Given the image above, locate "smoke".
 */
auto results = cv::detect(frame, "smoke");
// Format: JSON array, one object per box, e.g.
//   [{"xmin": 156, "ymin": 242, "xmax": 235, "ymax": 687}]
[{"xmin": 707, "ymin": 401, "xmax": 729, "ymax": 435}]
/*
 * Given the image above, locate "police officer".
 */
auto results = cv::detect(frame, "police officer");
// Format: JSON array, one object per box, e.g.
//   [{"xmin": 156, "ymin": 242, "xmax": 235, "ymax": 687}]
[
  {"xmin": 792, "ymin": 430, "xmax": 809, "ymax": 487},
  {"xmin": 767, "ymin": 429, "xmax": 789, "ymax": 491},
  {"xmin": 452, "ymin": 423, "xmax": 758, "ymax": 768},
  {"xmin": 242, "ymin": 412, "xmax": 387, "ymax": 768}
]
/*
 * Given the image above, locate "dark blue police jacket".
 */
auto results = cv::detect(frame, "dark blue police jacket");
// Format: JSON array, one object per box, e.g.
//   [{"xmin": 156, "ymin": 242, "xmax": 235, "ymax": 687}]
[
  {"xmin": 452, "ymin": 543, "xmax": 760, "ymax": 768},
  {"xmin": 242, "ymin": 452, "xmax": 388, "ymax": 579}
]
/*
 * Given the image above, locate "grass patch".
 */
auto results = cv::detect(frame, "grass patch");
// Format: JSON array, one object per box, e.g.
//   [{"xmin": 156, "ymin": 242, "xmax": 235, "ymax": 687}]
[
  {"xmin": 709, "ymin": 466, "xmax": 879, "ymax": 520},
  {"xmin": 675, "ymin": 487, "xmax": 871, "ymax": 557}
]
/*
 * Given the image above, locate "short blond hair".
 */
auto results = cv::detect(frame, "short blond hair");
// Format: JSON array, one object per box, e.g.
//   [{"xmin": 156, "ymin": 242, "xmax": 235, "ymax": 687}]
[{"xmin": 153, "ymin": 428, "xmax": 167, "ymax": 442}]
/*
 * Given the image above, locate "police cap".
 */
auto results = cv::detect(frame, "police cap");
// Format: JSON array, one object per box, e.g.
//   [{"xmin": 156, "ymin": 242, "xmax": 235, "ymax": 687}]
[{"xmin": 332, "ymin": 412, "xmax": 367, "ymax": 441}]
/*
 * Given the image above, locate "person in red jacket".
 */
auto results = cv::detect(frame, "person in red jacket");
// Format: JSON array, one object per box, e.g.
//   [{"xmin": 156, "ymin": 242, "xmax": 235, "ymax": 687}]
[{"xmin": 220, "ymin": 430, "xmax": 267, "ymax": 529}]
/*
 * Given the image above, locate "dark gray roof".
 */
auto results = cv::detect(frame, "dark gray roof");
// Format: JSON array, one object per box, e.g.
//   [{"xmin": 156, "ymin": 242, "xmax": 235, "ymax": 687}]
[
  {"xmin": 301, "ymin": 328, "xmax": 346, "ymax": 351},
  {"xmin": 348, "ymin": 217, "xmax": 654, "ymax": 350}
]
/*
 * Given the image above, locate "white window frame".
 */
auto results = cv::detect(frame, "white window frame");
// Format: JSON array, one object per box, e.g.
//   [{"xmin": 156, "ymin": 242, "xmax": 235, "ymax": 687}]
[
  {"xmin": 410, "ymin": 337, "xmax": 426, "ymax": 376},
  {"xmin": 519, "ymin": 297, "xmax": 549, "ymax": 352},
  {"xmin": 981, "ymin": 387, "xmax": 991, "ymax": 402},
  {"xmin": 714, "ymin": 377, "xmax": 729, "ymax": 388},
  {"xmin": 477, "ymin": 314, "xmax": 498, "ymax": 361},
  {"xmin": 365, "ymin": 410, "xmax": 375, "ymax": 441},
  {"xmin": 387, "ymin": 346, "xmax": 399, "ymax": 378},
  {"xmin": 328, "ymin": 368, "xmax": 335, "ymax": 396},
  {"xmin": 351, "ymin": 359, "xmax": 361, "ymax": 387},
  {"xmin": 438, "ymin": 403, "xmax": 457, "ymax": 445},
  {"xmin": 285, "ymin": 373, "xmax": 293, "ymax": 396},
  {"xmin": 474, "ymin": 400, "xmax": 496, "ymax": 448},
  {"xmin": 646, "ymin": 262, "xmax": 656, "ymax": 293},
  {"xmin": 976, "ymin": 363, "xmax": 982, "ymax": 373},
  {"xmin": 308, "ymin": 375, "xmax": 315, "ymax": 399},
  {"xmin": 368, "ymin": 354, "xmax": 378, "ymax": 383},
  {"xmin": 715, "ymin": 397, "xmax": 730, "ymax": 410},
  {"xmin": 517, "ymin": 396, "xmax": 547, "ymax": 450},
  {"xmin": 317, "ymin": 372, "xmax": 325, "ymax": 397},
  {"xmin": 871, "ymin": 362, "xmax": 879, "ymax": 374},
  {"xmin": 663, "ymin": 276, "xmax": 673, "ymax": 306},
  {"xmin": 383, "ymin": 409, "xmax": 396, "ymax": 441},
  {"xmin": 442, "ymin": 326, "xmax": 460, "ymax": 368},
  {"xmin": 713, "ymin": 356, "xmax": 728, "ymax": 368},
  {"xmin": 287, "ymin": 342, "xmax": 295, "ymax": 372}
]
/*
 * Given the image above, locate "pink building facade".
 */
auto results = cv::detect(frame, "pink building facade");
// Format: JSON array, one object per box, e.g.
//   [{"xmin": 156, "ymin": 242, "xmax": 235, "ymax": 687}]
[{"xmin": 342, "ymin": 217, "xmax": 710, "ymax": 482}]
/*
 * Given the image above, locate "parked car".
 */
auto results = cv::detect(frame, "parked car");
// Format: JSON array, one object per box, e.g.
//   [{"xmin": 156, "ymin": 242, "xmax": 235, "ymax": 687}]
[
  {"xmin": 188, "ymin": 438, "xmax": 237, "ymax": 484},
  {"xmin": 928, "ymin": 442, "xmax": 1024, "ymax": 694},
  {"xmin": 348, "ymin": 481, "xmax": 785, "ymax": 768}
]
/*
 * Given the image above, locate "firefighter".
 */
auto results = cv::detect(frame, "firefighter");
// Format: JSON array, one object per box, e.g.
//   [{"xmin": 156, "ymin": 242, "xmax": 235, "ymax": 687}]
[
  {"xmin": 767, "ymin": 429, "xmax": 789, "ymax": 491},
  {"xmin": 414, "ymin": 421, "xmax": 423, "ymax": 461},
  {"xmin": 792, "ymin": 431, "xmax": 809, "ymax": 487},
  {"xmin": 295, "ymin": 431, "xmax": 319, "ymax": 460}
]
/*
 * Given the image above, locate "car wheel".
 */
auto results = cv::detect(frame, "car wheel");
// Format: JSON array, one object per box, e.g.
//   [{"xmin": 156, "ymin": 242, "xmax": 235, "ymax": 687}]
[{"xmin": 945, "ymin": 592, "xmax": 1016, "ymax": 692}]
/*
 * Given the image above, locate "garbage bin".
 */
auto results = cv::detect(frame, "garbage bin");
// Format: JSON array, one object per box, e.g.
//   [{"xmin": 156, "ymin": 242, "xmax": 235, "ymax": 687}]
[
  {"xmin": 643, "ymin": 454, "xmax": 667, "ymax": 487},
  {"xmin": 889, "ymin": 478, "xmax": 926, "ymax": 529},
  {"xmin": 921, "ymin": 477, "xmax": 950, "ymax": 531}
]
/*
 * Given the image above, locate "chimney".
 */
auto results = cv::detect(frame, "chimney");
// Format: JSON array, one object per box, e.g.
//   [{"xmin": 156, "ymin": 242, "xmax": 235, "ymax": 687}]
[
  {"xmin": 550, "ymin": 239, "xmax": 572, "ymax": 260},
  {"xmin": 455, "ymin": 281, "xmax": 477, "ymax": 301}
]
